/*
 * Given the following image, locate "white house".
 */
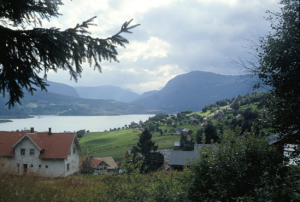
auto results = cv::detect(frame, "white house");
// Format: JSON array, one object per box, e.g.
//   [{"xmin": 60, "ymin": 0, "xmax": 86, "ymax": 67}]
[{"xmin": 0, "ymin": 128, "xmax": 82, "ymax": 177}]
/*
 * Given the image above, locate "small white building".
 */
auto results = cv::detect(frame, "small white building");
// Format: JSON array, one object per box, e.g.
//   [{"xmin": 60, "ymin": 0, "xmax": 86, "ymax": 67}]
[
  {"xmin": 0, "ymin": 128, "xmax": 82, "ymax": 177},
  {"xmin": 284, "ymin": 144, "xmax": 300, "ymax": 165}
]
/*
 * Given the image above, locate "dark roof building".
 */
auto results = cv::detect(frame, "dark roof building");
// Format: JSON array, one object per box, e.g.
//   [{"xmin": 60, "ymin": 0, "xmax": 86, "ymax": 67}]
[{"xmin": 168, "ymin": 144, "xmax": 213, "ymax": 171}]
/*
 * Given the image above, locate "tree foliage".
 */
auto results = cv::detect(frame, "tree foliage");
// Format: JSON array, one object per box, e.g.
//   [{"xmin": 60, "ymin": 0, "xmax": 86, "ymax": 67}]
[
  {"xmin": 245, "ymin": 0, "xmax": 300, "ymax": 140},
  {"xmin": 131, "ymin": 129, "xmax": 164, "ymax": 173},
  {"xmin": 80, "ymin": 157, "xmax": 94, "ymax": 174},
  {"xmin": 180, "ymin": 134, "xmax": 194, "ymax": 151},
  {"xmin": 76, "ymin": 129, "xmax": 85, "ymax": 138},
  {"xmin": 0, "ymin": 0, "xmax": 139, "ymax": 107},
  {"xmin": 188, "ymin": 129, "xmax": 300, "ymax": 201}
]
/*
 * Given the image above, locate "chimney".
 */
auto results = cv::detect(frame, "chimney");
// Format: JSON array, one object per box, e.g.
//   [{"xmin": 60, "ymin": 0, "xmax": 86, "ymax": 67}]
[
  {"xmin": 30, "ymin": 127, "xmax": 34, "ymax": 133},
  {"xmin": 48, "ymin": 128, "xmax": 52, "ymax": 135}
]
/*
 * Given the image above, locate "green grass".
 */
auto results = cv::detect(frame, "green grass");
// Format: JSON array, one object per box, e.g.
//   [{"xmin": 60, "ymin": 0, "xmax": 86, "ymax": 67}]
[
  {"xmin": 239, "ymin": 102, "xmax": 259, "ymax": 111},
  {"xmin": 188, "ymin": 105, "xmax": 230, "ymax": 117},
  {"xmin": 79, "ymin": 128, "xmax": 183, "ymax": 158}
]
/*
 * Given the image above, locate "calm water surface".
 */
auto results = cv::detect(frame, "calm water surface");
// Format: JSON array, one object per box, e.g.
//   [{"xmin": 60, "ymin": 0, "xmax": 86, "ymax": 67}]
[{"xmin": 0, "ymin": 115, "xmax": 154, "ymax": 132}]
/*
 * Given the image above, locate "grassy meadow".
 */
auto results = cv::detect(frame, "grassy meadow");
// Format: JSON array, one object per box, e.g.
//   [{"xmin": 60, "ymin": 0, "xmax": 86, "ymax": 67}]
[
  {"xmin": 79, "ymin": 123, "xmax": 204, "ymax": 158},
  {"xmin": 79, "ymin": 128, "xmax": 183, "ymax": 158}
]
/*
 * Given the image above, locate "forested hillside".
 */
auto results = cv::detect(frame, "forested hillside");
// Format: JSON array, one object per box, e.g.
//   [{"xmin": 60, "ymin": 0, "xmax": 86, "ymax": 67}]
[
  {"xmin": 0, "ymin": 91, "xmax": 148, "ymax": 116},
  {"xmin": 131, "ymin": 71, "xmax": 265, "ymax": 113}
]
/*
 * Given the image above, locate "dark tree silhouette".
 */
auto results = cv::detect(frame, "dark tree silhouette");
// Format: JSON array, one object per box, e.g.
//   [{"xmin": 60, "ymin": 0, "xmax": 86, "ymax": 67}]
[
  {"xmin": 132, "ymin": 129, "xmax": 164, "ymax": 173},
  {"xmin": 0, "ymin": 0, "xmax": 139, "ymax": 107}
]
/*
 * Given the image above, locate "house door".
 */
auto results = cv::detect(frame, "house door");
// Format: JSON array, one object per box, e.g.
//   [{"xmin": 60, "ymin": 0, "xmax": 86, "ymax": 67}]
[{"xmin": 23, "ymin": 164, "xmax": 28, "ymax": 175}]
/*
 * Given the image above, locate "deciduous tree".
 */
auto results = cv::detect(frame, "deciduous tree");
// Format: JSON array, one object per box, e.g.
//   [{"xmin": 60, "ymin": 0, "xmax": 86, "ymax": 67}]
[
  {"xmin": 244, "ymin": 0, "xmax": 299, "ymax": 141},
  {"xmin": 188, "ymin": 129, "xmax": 299, "ymax": 201}
]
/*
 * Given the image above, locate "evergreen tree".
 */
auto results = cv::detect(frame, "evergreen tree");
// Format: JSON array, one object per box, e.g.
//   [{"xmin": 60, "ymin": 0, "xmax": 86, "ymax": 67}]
[
  {"xmin": 196, "ymin": 129, "xmax": 204, "ymax": 144},
  {"xmin": 131, "ymin": 129, "xmax": 164, "ymax": 173},
  {"xmin": 180, "ymin": 134, "xmax": 194, "ymax": 151},
  {"xmin": 204, "ymin": 124, "xmax": 219, "ymax": 144},
  {"xmin": 0, "ymin": 0, "xmax": 139, "ymax": 107}
]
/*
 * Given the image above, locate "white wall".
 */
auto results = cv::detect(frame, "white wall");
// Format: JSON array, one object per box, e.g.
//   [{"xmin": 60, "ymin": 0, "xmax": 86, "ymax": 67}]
[
  {"xmin": 64, "ymin": 140, "xmax": 80, "ymax": 177},
  {"xmin": 1, "ymin": 136, "xmax": 79, "ymax": 178}
]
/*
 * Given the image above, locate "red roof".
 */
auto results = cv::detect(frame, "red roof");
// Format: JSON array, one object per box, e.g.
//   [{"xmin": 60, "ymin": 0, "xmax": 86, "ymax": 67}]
[
  {"xmin": 0, "ymin": 131, "xmax": 27, "ymax": 156},
  {"xmin": 0, "ymin": 131, "xmax": 78, "ymax": 159},
  {"xmin": 79, "ymin": 157, "xmax": 103, "ymax": 168}
]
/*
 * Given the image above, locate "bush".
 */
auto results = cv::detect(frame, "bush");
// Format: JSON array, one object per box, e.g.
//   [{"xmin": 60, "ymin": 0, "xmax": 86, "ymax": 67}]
[{"xmin": 187, "ymin": 128, "xmax": 299, "ymax": 201}]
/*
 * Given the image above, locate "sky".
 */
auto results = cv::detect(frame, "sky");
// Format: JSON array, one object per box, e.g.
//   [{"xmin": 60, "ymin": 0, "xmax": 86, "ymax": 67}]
[{"xmin": 41, "ymin": 0, "xmax": 281, "ymax": 94}]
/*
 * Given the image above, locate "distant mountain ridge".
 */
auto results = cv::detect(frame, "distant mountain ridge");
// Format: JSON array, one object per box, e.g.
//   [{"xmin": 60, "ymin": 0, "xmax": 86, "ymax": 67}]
[
  {"xmin": 74, "ymin": 85, "xmax": 140, "ymax": 103},
  {"xmin": 0, "ymin": 71, "xmax": 265, "ymax": 116},
  {"xmin": 133, "ymin": 90, "xmax": 158, "ymax": 101},
  {"xmin": 46, "ymin": 81, "xmax": 80, "ymax": 98},
  {"xmin": 131, "ymin": 71, "xmax": 263, "ymax": 113},
  {"xmin": 0, "ymin": 91, "xmax": 148, "ymax": 116}
]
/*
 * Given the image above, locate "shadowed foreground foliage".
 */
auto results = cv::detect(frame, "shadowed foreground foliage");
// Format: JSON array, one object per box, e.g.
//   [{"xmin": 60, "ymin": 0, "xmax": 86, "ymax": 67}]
[
  {"xmin": 0, "ymin": 131, "xmax": 299, "ymax": 202},
  {"xmin": 0, "ymin": 170, "xmax": 190, "ymax": 202}
]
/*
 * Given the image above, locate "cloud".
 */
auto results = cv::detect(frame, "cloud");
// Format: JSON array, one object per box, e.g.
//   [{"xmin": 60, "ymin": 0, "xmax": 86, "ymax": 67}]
[
  {"xmin": 39, "ymin": 0, "xmax": 282, "ymax": 94},
  {"xmin": 118, "ymin": 37, "xmax": 170, "ymax": 62}
]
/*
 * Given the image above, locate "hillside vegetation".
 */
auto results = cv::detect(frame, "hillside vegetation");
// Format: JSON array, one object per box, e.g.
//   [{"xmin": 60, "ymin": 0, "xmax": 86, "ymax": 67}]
[
  {"xmin": 79, "ymin": 92, "xmax": 270, "ymax": 158},
  {"xmin": 0, "ymin": 91, "xmax": 148, "ymax": 116}
]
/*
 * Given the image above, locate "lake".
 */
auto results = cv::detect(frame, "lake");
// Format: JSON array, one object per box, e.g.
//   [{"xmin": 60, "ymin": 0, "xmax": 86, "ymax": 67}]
[{"xmin": 0, "ymin": 115, "xmax": 154, "ymax": 132}]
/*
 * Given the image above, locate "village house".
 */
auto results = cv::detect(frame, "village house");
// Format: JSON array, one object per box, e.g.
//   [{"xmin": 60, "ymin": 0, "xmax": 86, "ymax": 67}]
[
  {"xmin": 236, "ymin": 114, "xmax": 244, "ymax": 121},
  {"xmin": 79, "ymin": 156, "xmax": 118, "ymax": 175},
  {"xmin": 227, "ymin": 107, "xmax": 233, "ymax": 112},
  {"xmin": 182, "ymin": 128, "xmax": 193, "ymax": 136},
  {"xmin": 174, "ymin": 142, "xmax": 180, "ymax": 150},
  {"xmin": 176, "ymin": 128, "xmax": 184, "ymax": 135},
  {"xmin": 129, "ymin": 121, "xmax": 140, "ymax": 128},
  {"xmin": 0, "ymin": 128, "xmax": 82, "ymax": 177},
  {"xmin": 213, "ymin": 110, "xmax": 224, "ymax": 119},
  {"xmin": 201, "ymin": 121, "xmax": 209, "ymax": 129},
  {"xmin": 266, "ymin": 134, "xmax": 300, "ymax": 165},
  {"xmin": 191, "ymin": 119, "xmax": 200, "ymax": 125},
  {"xmin": 168, "ymin": 144, "xmax": 213, "ymax": 171}
]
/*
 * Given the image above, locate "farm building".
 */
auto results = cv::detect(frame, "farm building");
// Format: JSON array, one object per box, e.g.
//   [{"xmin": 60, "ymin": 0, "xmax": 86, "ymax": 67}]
[{"xmin": 0, "ymin": 128, "xmax": 82, "ymax": 177}]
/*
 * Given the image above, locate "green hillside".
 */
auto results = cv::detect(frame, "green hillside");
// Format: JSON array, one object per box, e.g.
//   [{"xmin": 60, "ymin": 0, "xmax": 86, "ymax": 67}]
[{"xmin": 79, "ymin": 92, "xmax": 270, "ymax": 158}]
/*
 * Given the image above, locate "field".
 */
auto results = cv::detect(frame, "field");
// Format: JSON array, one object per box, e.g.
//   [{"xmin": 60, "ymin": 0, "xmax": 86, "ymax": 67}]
[{"xmin": 79, "ymin": 128, "xmax": 184, "ymax": 158}]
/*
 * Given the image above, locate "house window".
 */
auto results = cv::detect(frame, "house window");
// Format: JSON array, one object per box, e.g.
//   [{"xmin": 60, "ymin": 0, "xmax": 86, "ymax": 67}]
[
  {"xmin": 45, "ymin": 165, "xmax": 48, "ymax": 168},
  {"xmin": 104, "ymin": 166, "xmax": 106, "ymax": 170},
  {"xmin": 20, "ymin": 149, "xmax": 25, "ymax": 155},
  {"xmin": 39, "ymin": 165, "xmax": 41, "ymax": 168},
  {"xmin": 30, "ymin": 149, "xmax": 35, "ymax": 156},
  {"xmin": 31, "ymin": 164, "xmax": 33, "ymax": 168},
  {"xmin": 73, "ymin": 146, "xmax": 75, "ymax": 154},
  {"xmin": 67, "ymin": 163, "xmax": 70, "ymax": 171}
]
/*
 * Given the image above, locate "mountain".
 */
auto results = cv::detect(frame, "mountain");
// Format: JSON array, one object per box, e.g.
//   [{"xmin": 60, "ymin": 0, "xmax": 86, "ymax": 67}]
[
  {"xmin": 74, "ymin": 86, "xmax": 140, "ymax": 103},
  {"xmin": 46, "ymin": 81, "xmax": 80, "ymax": 98},
  {"xmin": 134, "ymin": 90, "xmax": 159, "ymax": 101},
  {"xmin": 0, "ymin": 91, "xmax": 148, "ymax": 116},
  {"xmin": 131, "ymin": 71, "xmax": 263, "ymax": 113}
]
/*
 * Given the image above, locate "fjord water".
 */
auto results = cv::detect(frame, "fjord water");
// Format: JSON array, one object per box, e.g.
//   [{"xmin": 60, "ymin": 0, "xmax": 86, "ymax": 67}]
[{"xmin": 0, "ymin": 115, "xmax": 154, "ymax": 132}]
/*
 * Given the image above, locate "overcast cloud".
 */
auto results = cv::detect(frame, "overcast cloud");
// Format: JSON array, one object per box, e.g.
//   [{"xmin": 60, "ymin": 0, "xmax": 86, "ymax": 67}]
[{"xmin": 41, "ymin": 0, "xmax": 281, "ymax": 94}]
